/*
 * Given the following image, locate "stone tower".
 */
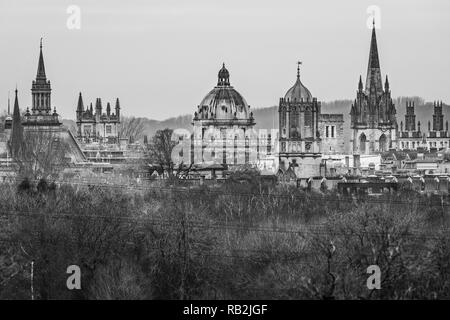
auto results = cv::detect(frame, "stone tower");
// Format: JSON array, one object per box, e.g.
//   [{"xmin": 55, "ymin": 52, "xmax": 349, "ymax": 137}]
[
  {"xmin": 23, "ymin": 39, "xmax": 61, "ymax": 127},
  {"xmin": 278, "ymin": 62, "xmax": 322, "ymax": 178},
  {"xmin": 350, "ymin": 21, "xmax": 397, "ymax": 154}
]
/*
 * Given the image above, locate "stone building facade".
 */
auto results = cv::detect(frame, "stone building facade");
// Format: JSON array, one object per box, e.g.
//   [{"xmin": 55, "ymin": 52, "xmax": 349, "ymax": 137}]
[
  {"xmin": 278, "ymin": 63, "xmax": 344, "ymax": 178},
  {"xmin": 399, "ymin": 100, "xmax": 449, "ymax": 150},
  {"xmin": 76, "ymin": 93, "xmax": 121, "ymax": 144},
  {"xmin": 4, "ymin": 40, "xmax": 85, "ymax": 163},
  {"xmin": 318, "ymin": 114, "xmax": 345, "ymax": 154}
]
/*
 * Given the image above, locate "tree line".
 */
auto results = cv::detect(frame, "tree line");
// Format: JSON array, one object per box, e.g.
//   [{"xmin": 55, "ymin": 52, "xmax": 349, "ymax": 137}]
[{"xmin": 0, "ymin": 176, "xmax": 449, "ymax": 299}]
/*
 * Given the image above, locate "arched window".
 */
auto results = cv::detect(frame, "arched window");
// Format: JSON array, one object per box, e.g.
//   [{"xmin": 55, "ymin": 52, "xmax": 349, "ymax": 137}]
[
  {"xmin": 379, "ymin": 134, "xmax": 387, "ymax": 152},
  {"xmin": 359, "ymin": 133, "xmax": 367, "ymax": 154}
]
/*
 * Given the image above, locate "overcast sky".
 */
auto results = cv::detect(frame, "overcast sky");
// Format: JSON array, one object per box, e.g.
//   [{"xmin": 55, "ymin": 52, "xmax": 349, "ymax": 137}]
[{"xmin": 0, "ymin": 0, "xmax": 449, "ymax": 120}]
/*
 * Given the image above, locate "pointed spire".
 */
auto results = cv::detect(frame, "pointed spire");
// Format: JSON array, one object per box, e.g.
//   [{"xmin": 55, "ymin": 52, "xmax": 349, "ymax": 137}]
[
  {"xmin": 385, "ymin": 75, "xmax": 389, "ymax": 90},
  {"xmin": 14, "ymin": 87, "xmax": 18, "ymax": 108},
  {"xmin": 106, "ymin": 102, "xmax": 111, "ymax": 115},
  {"xmin": 115, "ymin": 98, "xmax": 120, "ymax": 119},
  {"xmin": 7, "ymin": 91, "xmax": 10, "ymax": 115},
  {"xmin": 77, "ymin": 92, "xmax": 84, "ymax": 111},
  {"xmin": 11, "ymin": 88, "xmax": 24, "ymax": 157},
  {"xmin": 365, "ymin": 21, "xmax": 382, "ymax": 95},
  {"xmin": 358, "ymin": 75, "xmax": 363, "ymax": 91},
  {"xmin": 36, "ymin": 37, "xmax": 47, "ymax": 81}
]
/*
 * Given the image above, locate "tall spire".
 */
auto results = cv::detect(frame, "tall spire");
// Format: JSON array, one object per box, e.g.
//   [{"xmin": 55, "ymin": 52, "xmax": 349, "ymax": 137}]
[
  {"xmin": 11, "ymin": 88, "xmax": 24, "ymax": 157},
  {"xmin": 36, "ymin": 37, "xmax": 46, "ymax": 81},
  {"xmin": 7, "ymin": 91, "xmax": 10, "ymax": 115},
  {"xmin": 365, "ymin": 21, "xmax": 382, "ymax": 95}
]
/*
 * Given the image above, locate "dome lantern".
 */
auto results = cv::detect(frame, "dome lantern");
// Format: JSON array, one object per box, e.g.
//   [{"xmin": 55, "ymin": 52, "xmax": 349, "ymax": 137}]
[{"xmin": 217, "ymin": 63, "xmax": 230, "ymax": 86}]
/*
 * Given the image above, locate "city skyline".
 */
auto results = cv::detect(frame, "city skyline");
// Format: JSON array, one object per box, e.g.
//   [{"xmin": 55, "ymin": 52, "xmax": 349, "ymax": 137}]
[{"xmin": 0, "ymin": 0, "xmax": 449, "ymax": 121}]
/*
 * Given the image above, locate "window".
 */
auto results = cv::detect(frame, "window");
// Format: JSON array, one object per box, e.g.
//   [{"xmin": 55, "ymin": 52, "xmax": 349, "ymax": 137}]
[
  {"xmin": 331, "ymin": 126, "xmax": 335, "ymax": 138},
  {"xmin": 106, "ymin": 125, "xmax": 112, "ymax": 134},
  {"xmin": 84, "ymin": 125, "xmax": 92, "ymax": 134},
  {"xmin": 325, "ymin": 126, "xmax": 329, "ymax": 138}
]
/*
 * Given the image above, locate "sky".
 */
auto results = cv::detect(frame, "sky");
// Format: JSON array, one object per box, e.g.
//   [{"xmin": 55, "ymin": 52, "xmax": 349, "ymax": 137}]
[{"xmin": 0, "ymin": 0, "xmax": 449, "ymax": 120}]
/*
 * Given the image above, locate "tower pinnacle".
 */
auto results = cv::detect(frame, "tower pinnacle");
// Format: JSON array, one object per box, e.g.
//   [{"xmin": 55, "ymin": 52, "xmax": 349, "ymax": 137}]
[
  {"xmin": 36, "ymin": 37, "xmax": 46, "ymax": 80},
  {"xmin": 365, "ymin": 21, "xmax": 382, "ymax": 96}
]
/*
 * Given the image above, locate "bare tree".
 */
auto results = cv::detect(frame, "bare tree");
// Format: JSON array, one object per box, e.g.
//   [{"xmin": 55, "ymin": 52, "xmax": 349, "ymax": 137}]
[
  {"xmin": 147, "ymin": 128, "xmax": 192, "ymax": 179},
  {"xmin": 11, "ymin": 129, "xmax": 70, "ymax": 180},
  {"xmin": 118, "ymin": 117, "xmax": 147, "ymax": 143}
]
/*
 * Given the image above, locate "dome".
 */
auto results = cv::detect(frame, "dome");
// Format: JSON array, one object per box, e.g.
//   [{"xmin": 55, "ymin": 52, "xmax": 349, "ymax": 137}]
[
  {"xmin": 196, "ymin": 64, "xmax": 252, "ymax": 121},
  {"xmin": 284, "ymin": 65, "xmax": 313, "ymax": 102}
]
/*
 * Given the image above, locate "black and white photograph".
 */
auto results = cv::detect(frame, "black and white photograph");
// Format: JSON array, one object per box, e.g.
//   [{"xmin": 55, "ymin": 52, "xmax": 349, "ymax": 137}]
[{"xmin": 0, "ymin": 0, "xmax": 450, "ymax": 310}]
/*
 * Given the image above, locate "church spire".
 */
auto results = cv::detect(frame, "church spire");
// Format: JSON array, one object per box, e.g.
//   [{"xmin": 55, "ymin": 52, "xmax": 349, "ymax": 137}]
[
  {"xmin": 365, "ymin": 21, "xmax": 382, "ymax": 96},
  {"xmin": 36, "ymin": 38, "xmax": 46, "ymax": 81},
  {"xmin": 11, "ymin": 88, "xmax": 24, "ymax": 157}
]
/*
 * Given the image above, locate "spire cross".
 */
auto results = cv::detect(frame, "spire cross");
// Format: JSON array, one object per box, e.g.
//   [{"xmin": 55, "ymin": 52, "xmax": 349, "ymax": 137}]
[{"xmin": 40, "ymin": 37, "xmax": 43, "ymax": 49}]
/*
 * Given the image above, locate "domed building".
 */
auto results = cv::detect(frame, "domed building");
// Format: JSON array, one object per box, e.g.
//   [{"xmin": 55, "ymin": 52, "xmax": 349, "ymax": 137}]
[{"xmin": 192, "ymin": 64, "xmax": 256, "ymax": 166}]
